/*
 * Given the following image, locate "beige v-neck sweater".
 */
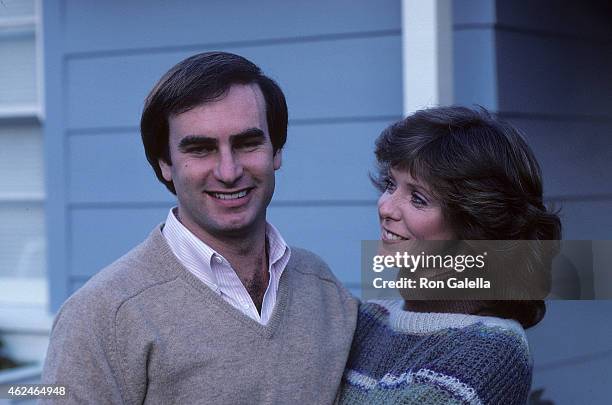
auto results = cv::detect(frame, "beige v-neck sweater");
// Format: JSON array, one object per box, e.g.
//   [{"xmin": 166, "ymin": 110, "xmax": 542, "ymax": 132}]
[{"xmin": 42, "ymin": 225, "xmax": 358, "ymax": 404}]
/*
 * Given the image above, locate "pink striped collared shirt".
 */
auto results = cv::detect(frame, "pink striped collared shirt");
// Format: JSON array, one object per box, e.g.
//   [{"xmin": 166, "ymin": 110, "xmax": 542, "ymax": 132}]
[{"xmin": 162, "ymin": 208, "xmax": 291, "ymax": 325}]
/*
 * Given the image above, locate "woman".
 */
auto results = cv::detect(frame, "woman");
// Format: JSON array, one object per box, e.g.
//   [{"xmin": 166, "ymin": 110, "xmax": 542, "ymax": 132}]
[{"xmin": 338, "ymin": 106, "xmax": 561, "ymax": 404}]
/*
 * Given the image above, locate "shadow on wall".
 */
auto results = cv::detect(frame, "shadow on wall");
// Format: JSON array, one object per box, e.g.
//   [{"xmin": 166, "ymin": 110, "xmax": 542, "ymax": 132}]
[{"xmin": 529, "ymin": 388, "xmax": 555, "ymax": 405}]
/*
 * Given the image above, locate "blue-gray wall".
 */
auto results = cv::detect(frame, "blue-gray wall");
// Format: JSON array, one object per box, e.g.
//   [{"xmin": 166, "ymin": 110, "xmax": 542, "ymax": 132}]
[
  {"xmin": 454, "ymin": 1, "xmax": 612, "ymax": 403},
  {"xmin": 43, "ymin": 0, "xmax": 402, "ymax": 310},
  {"xmin": 455, "ymin": 0, "xmax": 612, "ymax": 239}
]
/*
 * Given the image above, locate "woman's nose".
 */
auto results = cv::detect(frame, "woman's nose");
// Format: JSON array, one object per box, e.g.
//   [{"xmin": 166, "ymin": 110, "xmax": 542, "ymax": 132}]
[{"xmin": 378, "ymin": 192, "xmax": 400, "ymax": 221}]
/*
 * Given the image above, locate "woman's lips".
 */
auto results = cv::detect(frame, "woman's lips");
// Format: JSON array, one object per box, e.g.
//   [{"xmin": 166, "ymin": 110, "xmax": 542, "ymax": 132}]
[{"xmin": 382, "ymin": 228, "xmax": 409, "ymax": 241}]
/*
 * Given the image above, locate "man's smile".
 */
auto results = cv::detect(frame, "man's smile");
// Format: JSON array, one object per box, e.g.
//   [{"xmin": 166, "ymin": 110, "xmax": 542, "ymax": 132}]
[
  {"xmin": 206, "ymin": 187, "xmax": 254, "ymax": 200},
  {"xmin": 203, "ymin": 187, "xmax": 256, "ymax": 208}
]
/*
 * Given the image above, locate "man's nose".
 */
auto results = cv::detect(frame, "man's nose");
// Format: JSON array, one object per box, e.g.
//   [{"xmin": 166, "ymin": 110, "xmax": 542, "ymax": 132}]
[
  {"xmin": 214, "ymin": 149, "xmax": 243, "ymax": 185},
  {"xmin": 378, "ymin": 192, "xmax": 400, "ymax": 221}
]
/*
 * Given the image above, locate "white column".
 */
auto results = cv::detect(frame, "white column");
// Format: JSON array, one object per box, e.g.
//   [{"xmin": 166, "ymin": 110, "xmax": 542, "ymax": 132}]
[{"xmin": 402, "ymin": 0, "xmax": 453, "ymax": 116}]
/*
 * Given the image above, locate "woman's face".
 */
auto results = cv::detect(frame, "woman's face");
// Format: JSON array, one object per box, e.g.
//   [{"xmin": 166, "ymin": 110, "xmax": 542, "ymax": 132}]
[{"xmin": 378, "ymin": 167, "xmax": 455, "ymax": 241}]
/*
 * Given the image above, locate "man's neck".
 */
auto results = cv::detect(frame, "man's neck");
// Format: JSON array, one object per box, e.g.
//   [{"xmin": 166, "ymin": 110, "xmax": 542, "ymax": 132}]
[
  {"xmin": 175, "ymin": 210, "xmax": 270, "ymax": 312},
  {"xmin": 210, "ymin": 232, "xmax": 270, "ymax": 314}
]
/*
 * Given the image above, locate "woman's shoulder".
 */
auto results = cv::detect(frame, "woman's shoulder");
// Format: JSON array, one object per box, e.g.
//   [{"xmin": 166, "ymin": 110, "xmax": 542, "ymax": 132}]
[
  {"xmin": 349, "ymin": 300, "xmax": 532, "ymax": 404},
  {"xmin": 447, "ymin": 315, "xmax": 531, "ymax": 375},
  {"xmin": 421, "ymin": 315, "xmax": 532, "ymax": 405}
]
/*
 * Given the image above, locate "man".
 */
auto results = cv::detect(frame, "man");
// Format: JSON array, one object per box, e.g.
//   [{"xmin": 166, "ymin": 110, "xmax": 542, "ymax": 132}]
[{"xmin": 42, "ymin": 52, "xmax": 358, "ymax": 404}]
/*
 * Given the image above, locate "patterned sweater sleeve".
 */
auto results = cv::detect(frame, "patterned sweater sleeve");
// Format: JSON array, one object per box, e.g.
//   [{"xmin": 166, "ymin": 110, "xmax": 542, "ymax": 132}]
[{"xmin": 338, "ymin": 302, "xmax": 532, "ymax": 405}]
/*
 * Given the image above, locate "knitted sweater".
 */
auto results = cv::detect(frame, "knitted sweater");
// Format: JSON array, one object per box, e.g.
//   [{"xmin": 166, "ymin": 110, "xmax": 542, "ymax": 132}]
[
  {"xmin": 42, "ymin": 225, "xmax": 358, "ymax": 405},
  {"xmin": 337, "ymin": 301, "xmax": 532, "ymax": 405}
]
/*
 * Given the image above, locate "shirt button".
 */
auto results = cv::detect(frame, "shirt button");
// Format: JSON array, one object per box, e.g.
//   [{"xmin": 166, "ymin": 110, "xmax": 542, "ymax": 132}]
[
  {"xmin": 214, "ymin": 256, "xmax": 223, "ymax": 264},
  {"xmin": 242, "ymin": 303, "xmax": 249, "ymax": 309}
]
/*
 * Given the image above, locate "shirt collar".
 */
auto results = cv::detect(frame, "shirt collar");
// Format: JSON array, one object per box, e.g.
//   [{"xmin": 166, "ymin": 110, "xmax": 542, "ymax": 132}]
[{"xmin": 265, "ymin": 221, "xmax": 291, "ymax": 269}]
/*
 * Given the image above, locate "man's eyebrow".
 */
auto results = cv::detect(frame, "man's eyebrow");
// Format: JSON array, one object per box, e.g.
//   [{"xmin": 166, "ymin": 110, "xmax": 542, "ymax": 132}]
[
  {"xmin": 178, "ymin": 135, "xmax": 216, "ymax": 150},
  {"xmin": 177, "ymin": 128, "xmax": 265, "ymax": 150},
  {"xmin": 230, "ymin": 128, "xmax": 265, "ymax": 143}
]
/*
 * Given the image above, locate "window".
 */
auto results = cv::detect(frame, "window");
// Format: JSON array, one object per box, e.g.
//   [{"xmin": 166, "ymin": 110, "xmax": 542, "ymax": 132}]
[{"xmin": 0, "ymin": 0, "xmax": 48, "ymax": 312}]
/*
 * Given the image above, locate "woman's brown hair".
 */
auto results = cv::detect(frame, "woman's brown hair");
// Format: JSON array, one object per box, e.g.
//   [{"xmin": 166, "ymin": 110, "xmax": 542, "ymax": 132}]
[{"xmin": 374, "ymin": 106, "xmax": 561, "ymax": 328}]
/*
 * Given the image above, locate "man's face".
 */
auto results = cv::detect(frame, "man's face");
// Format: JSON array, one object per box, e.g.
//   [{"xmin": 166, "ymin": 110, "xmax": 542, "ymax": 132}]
[{"xmin": 159, "ymin": 83, "xmax": 281, "ymax": 241}]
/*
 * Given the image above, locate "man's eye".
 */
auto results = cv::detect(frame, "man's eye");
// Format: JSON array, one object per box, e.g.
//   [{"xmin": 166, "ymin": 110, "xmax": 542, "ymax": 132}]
[
  {"xmin": 188, "ymin": 146, "xmax": 215, "ymax": 154},
  {"xmin": 411, "ymin": 192, "xmax": 427, "ymax": 207},
  {"xmin": 237, "ymin": 141, "xmax": 261, "ymax": 150}
]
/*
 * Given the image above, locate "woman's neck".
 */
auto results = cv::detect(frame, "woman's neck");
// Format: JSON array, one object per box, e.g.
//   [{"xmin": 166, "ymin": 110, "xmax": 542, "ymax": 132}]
[{"xmin": 403, "ymin": 300, "xmax": 490, "ymax": 316}]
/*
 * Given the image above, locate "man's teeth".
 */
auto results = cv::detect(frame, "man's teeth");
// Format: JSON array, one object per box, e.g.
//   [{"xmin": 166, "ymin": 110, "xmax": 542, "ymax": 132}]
[
  {"xmin": 385, "ymin": 230, "xmax": 407, "ymax": 240},
  {"xmin": 212, "ymin": 190, "xmax": 248, "ymax": 200}
]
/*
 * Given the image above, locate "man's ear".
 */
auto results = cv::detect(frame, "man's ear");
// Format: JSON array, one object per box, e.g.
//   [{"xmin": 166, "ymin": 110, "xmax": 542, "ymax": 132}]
[
  {"xmin": 159, "ymin": 158, "xmax": 172, "ymax": 182},
  {"xmin": 273, "ymin": 149, "xmax": 282, "ymax": 170}
]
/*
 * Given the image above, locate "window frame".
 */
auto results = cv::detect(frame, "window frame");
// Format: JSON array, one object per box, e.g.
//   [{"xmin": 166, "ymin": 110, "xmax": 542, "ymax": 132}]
[{"xmin": 0, "ymin": 0, "xmax": 50, "ymax": 332}]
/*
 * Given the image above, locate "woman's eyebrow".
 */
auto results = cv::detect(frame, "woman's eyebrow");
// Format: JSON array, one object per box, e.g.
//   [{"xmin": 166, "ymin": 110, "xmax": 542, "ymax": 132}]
[{"xmin": 406, "ymin": 181, "xmax": 432, "ymax": 198}]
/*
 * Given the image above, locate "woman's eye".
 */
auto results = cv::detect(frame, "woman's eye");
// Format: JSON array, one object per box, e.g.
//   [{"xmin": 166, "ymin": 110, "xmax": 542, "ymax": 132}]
[
  {"xmin": 383, "ymin": 178, "xmax": 397, "ymax": 193},
  {"xmin": 411, "ymin": 192, "xmax": 427, "ymax": 206}
]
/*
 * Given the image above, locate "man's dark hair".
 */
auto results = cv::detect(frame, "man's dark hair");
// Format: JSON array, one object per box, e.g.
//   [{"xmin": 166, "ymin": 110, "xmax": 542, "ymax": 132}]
[
  {"xmin": 374, "ymin": 106, "xmax": 562, "ymax": 328},
  {"xmin": 140, "ymin": 51, "xmax": 288, "ymax": 194}
]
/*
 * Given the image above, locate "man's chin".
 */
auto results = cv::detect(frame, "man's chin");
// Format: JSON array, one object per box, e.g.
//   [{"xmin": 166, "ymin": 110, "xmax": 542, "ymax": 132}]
[{"xmin": 209, "ymin": 217, "xmax": 259, "ymax": 237}]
